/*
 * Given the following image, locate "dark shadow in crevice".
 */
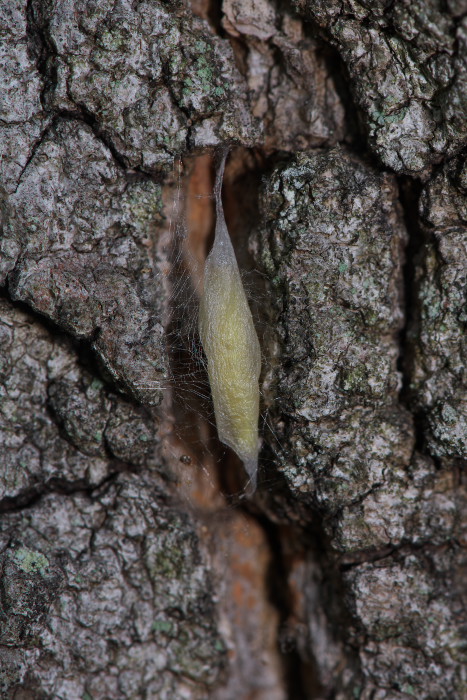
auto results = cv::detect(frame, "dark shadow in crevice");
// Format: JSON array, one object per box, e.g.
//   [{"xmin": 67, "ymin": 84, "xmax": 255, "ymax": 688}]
[
  {"xmin": 207, "ymin": 0, "xmax": 225, "ymax": 35},
  {"xmin": 278, "ymin": 0, "xmax": 369, "ymax": 155},
  {"xmin": 0, "ymin": 286, "xmax": 140, "ymax": 410},
  {"xmin": 190, "ymin": 0, "xmax": 225, "ymax": 35},
  {"xmin": 338, "ymin": 543, "xmax": 397, "ymax": 571},
  {"xmin": 239, "ymin": 503, "xmax": 365, "ymax": 699},
  {"xmin": 396, "ymin": 175, "xmax": 427, "ymax": 453},
  {"xmin": 301, "ymin": 515, "xmax": 365, "ymax": 699},
  {"xmin": 0, "ymin": 471, "xmax": 119, "ymax": 515},
  {"xmin": 295, "ymin": 7, "xmax": 405, "ymax": 177},
  {"xmin": 257, "ymin": 517, "xmax": 318, "ymax": 700},
  {"xmin": 26, "ymin": 0, "xmax": 57, "ymax": 110},
  {"xmin": 0, "ymin": 285, "xmax": 69, "ymax": 340},
  {"xmin": 55, "ymin": 107, "xmax": 131, "ymax": 172},
  {"xmin": 300, "ymin": 28, "xmax": 368, "ymax": 153}
]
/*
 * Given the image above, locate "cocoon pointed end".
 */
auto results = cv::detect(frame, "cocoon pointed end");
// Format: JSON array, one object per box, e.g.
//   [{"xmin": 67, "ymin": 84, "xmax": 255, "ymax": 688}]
[{"xmin": 199, "ymin": 154, "xmax": 261, "ymax": 493}]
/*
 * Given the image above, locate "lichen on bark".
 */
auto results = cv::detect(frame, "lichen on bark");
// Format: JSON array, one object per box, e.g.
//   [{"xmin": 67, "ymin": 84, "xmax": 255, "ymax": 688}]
[
  {"xmin": 0, "ymin": 474, "xmax": 226, "ymax": 699},
  {"xmin": 253, "ymin": 147, "xmax": 467, "ymax": 698},
  {"xmin": 293, "ymin": 0, "xmax": 467, "ymax": 175},
  {"xmin": 410, "ymin": 156, "xmax": 467, "ymax": 459},
  {"xmin": 0, "ymin": 0, "xmax": 466, "ymax": 697},
  {"xmin": 256, "ymin": 147, "xmax": 411, "ymax": 517}
]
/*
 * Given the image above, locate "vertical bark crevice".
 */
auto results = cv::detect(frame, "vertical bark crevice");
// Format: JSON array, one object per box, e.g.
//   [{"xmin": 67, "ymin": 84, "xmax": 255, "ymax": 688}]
[
  {"xmin": 296, "ymin": 12, "xmax": 368, "ymax": 152},
  {"xmin": 250, "ymin": 517, "xmax": 313, "ymax": 700},
  {"xmin": 396, "ymin": 175, "xmax": 427, "ymax": 455},
  {"xmin": 3, "ymin": 0, "xmax": 465, "ymax": 695}
]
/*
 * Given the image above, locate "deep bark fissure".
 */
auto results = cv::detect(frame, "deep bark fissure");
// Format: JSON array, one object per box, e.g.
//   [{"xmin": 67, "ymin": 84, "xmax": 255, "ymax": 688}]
[
  {"xmin": 26, "ymin": 0, "xmax": 55, "ymax": 110},
  {"xmin": 250, "ymin": 515, "xmax": 314, "ymax": 700},
  {"xmin": 171, "ymin": 145, "xmax": 377, "ymax": 699},
  {"xmin": 57, "ymin": 107, "xmax": 132, "ymax": 172},
  {"xmin": 297, "ymin": 10, "xmax": 368, "ymax": 152},
  {"xmin": 165, "ymin": 151, "xmax": 301, "ymax": 697},
  {"xmin": 396, "ymin": 175, "xmax": 429, "ymax": 455},
  {"xmin": 0, "ymin": 286, "xmax": 125, "ymax": 401},
  {"xmin": 2, "ymin": 0, "xmax": 466, "ymax": 696},
  {"xmin": 0, "ymin": 471, "xmax": 119, "ymax": 516},
  {"xmin": 190, "ymin": 0, "xmax": 226, "ymax": 36}
]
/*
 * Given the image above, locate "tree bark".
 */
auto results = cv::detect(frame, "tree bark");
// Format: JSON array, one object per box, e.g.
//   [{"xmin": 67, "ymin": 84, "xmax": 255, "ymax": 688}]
[{"xmin": 0, "ymin": 0, "xmax": 466, "ymax": 698}]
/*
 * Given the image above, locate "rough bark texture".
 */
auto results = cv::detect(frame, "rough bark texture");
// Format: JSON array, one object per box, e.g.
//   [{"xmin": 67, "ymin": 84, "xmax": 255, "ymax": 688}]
[
  {"xmin": 293, "ymin": 0, "xmax": 467, "ymax": 175},
  {"xmin": 0, "ymin": 0, "xmax": 466, "ymax": 699}
]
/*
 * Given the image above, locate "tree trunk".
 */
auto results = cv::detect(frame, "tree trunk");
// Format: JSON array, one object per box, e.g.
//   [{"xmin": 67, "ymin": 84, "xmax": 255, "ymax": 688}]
[{"xmin": 0, "ymin": 0, "xmax": 466, "ymax": 698}]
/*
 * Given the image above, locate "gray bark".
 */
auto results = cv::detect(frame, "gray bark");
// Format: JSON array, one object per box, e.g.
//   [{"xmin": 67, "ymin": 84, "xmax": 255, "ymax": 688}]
[{"xmin": 0, "ymin": 0, "xmax": 466, "ymax": 698}]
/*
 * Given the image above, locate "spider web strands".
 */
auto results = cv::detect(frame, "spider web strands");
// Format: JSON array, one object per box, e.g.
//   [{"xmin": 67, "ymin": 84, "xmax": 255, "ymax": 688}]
[{"xmin": 155, "ymin": 150, "xmax": 286, "ymax": 497}]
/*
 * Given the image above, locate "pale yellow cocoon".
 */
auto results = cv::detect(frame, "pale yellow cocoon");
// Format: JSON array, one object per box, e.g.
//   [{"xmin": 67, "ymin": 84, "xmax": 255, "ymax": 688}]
[{"xmin": 198, "ymin": 160, "xmax": 261, "ymax": 492}]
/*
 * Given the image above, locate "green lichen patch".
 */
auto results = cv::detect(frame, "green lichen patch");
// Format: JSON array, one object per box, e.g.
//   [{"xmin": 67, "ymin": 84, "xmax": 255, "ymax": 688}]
[
  {"xmin": 256, "ymin": 147, "xmax": 412, "ymax": 514},
  {"xmin": 0, "ymin": 476, "xmax": 226, "ymax": 696},
  {"xmin": 294, "ymin": 0, "xmax": 466, "ymax": 174},
  {"xmin": 13, "ymin": 547, "xmax": 50, "ymax": 576}
]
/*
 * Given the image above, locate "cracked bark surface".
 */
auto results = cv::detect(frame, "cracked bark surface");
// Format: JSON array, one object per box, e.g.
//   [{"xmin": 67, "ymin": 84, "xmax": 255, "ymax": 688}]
[
  {"xmin": 0, "ymin": 475, "xmax": 226, "ymax": 699},
  {"xmin": 254, "ymin": 149, "xmax": 467, "ymax": 698},
  {"xmin": 0, "ymin": 296, "xmax": 159, "ymax": 503},
  {"xmin": 411, "ymin": 156, "xmax": 467, "ymax": 459},
  {"xmin": 2, "ymin": 118, "xmax": 169, "ymax": 406},
  {"xmin": 293, "ymin": 0, "xmax": 467, "ymax": 176},
  {"xmin": 0, "ymin": 0, "xmax": 466, "ymax": 698}
]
